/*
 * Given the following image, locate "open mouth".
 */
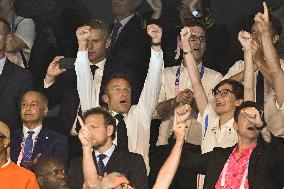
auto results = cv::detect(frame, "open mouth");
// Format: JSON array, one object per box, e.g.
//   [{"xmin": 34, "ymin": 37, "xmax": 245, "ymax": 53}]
[
  {"xmin": 247, "ymin": 126, "xmax": 256, "ymax": 131},
  {"xmin": 216, "ymin": 101, "xmax": 225, "ymax": 107},
  {"xmin": 120, "ymin": 100, "xmax": 127, "ymax": 105}
]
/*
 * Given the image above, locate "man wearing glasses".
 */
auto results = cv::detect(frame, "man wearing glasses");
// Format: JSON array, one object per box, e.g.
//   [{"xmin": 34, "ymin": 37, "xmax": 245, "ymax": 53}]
[
  {"xmin": 152, "ymin": 22, "xmax": 222, "ymax": 189},
  {"xmin": 34, "ymin": 157, "xmax": 68, "ymax": 189},
  {"xmin": 0, "ymin": 121, "xmax": 40, "ymax": 189}
]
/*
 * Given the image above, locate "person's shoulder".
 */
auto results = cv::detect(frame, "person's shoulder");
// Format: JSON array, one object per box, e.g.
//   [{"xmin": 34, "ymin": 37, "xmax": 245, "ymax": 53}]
[
  {"xmin": 8, "ymin": 161, "xmax": 36, "ymax": 177},
  {"xmin": 41, "ymin": 128, "xmax": 67, "ymax": 141},
  {"xmin": 204, "ymin": 66, "xmax": 223, "ymax": 78}
]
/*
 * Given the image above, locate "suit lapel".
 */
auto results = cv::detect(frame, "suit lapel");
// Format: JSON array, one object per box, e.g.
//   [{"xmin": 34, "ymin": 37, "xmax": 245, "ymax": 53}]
[
  {"xmin": 111, "ymin": 15, "xmax": 140, "ymax": 52},
  {"xmin": 0, "ymin": 60, "xmax": 15, "ymax": 94},
  {"xmin": 32, "ymin": 128, "xmax": 49, "ymax": 160},
  {"xmin": 105, "ymin": 147, "xmax": 120, "ymax": 173},
  {"xmin": 11, "ymin": 129, "xmax": 24, "ymax": 162}
]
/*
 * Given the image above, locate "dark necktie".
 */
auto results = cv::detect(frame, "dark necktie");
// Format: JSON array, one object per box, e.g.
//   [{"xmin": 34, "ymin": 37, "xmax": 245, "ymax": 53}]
[
  {"xmin": 97, "ymin": 154, "xmax": 107, "ymax": 176},
  {"xmin": 90, "ymin": 64, "xmax": 99, "ymax": 77},
  {"xmin": 21, "ymin": 131, "xmax": 34, "ymax": 167},
  {"xmin": 114, "ymin": 114, "xmax": 128, "ymax": 151},
  {"xmin": 256, "ymin": 72, "xmax": 264, "ymax": 109},
  {"xmin": 111, "ymin": 22, "xmax": 122, "ymax": 46}
]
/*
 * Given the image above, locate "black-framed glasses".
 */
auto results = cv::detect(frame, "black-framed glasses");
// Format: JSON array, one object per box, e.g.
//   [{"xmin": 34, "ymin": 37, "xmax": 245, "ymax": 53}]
[
  {"xmin": 212, "ymin": 88, "xmax": 234, "ymax": 97},
  {"xmin": 38, "ymin": 169, "xmax": 65, "ymax": 177},
  {"xmin": 189, "ymin": 35, "xmax": 206, "ymax": 42}
]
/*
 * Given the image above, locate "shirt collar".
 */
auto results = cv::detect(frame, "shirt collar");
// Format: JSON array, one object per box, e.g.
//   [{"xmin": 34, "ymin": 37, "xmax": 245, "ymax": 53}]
[
  {"xmin": 232, "ymin": 143, "xmax": 256, "ymax": 161},
  {"xmin": 112, "ymin": 111, "xmax": 127, "ymax": 118},
  {"xmin": 116, "ymin": 13, "xmax": 135, "ymax": 27},
  {"xmin": 0, "ymin": 56, "xmax": 6, "ymax": 65},
  {"xmin": 94, "ymin": 144, "xmax": 116, "ymax": 158},
  {"xmin": 0, "ymin": 158, "xmax": 11, "ymax": 169},
  {"xmin": 90, "ymin": 58, "xmax": 106, "ymax": 70},
  {"xmin": 23, "ymin": 124, "xmax": 43, "ymax": 137}
]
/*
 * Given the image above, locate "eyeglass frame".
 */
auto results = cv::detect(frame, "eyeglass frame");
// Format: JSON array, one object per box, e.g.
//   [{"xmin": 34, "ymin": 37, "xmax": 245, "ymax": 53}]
[
  {"xmin": 188, "ymin": 35, "xmax": 207, "ymax": 42},
  {"xmin": 212, "ymin": 88, "xmax": 234, "ymax": 97}
]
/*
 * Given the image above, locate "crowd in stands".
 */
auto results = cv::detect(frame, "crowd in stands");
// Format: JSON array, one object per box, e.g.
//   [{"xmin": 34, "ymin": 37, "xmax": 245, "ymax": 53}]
[{"xmin": 0, "ymin": 0, "xmax": 284, "ymax": 188}]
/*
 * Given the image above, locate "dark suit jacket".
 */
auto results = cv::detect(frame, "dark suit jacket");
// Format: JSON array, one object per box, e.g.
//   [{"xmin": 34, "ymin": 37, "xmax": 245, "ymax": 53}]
[
  {"xmin": 42, "ymin": 69, "xmax": 80, "ymax": 135},
  {"xmin": 181, "ymin": 136, "xmax": 284, "ymax": 189},
  {"xmin": 100, "ymin": 14, "xmax": 151, "ymax": 105},
  {"xmin": 10, "ymin": 127, "xmax": 69, "ymax": 167},
  {"xmin": 0, "ymin": 59, "xmax": 33, "ymax": 130},
  {"xmin": 69, "ymin": 147, "xmax": 149, "ymax": 189}
]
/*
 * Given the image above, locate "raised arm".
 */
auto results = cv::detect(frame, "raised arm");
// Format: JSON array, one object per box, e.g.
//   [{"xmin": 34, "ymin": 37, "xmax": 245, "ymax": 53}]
[
  {"xmin": 135, "ymin": 24, "xmax": 164, "ymax": 122},
  {"xmin": 75, "ymin": 26, "xmax": 95, "ymax": 112},
  {"xmin": 238, "ymin": 30, "xmax": 255, "ymax": 101},
  {"xmin": 153, "ymin": 105, "xmax": 190, "ymax": 189},
  {"xmin": 255, "ymin": 2, "xmax": 284, "ymax": 106},
  {"xmin": 78, "ymin": 116, "xmax": 100, "ymax": 189},
  {"xmin": 181, "ymin": 27, "xmax": 208, "ymax": 115}
]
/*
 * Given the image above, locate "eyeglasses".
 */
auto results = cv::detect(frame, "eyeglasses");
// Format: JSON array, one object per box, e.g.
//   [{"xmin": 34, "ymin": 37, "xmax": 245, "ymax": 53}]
[
  {"xmin": 189, "ymin": 35, "xmax": 206, "ymax": 42},
  {"xmin": 39, "ymin": 169, "xmax": 65, "ymax": 177},
  {"xmin": 212, "ymin": 89, "xmax": 234, "ymax": 97}
]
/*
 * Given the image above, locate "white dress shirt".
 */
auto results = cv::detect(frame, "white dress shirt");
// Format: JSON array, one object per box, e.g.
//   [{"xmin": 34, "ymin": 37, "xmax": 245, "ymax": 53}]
[
  {"xmin": 0, "ymin": 56, "xmax": 6, "ymax": 75},
  {"xmin": 223, "ymin": 59, "xmax": 284, "ymax": 138},
  {"xmin": 197, "ymin": 104, "xmax": 237, "ymax": 154},
  {"xmin": 94, "ymin": 144, "xmax": 115, "ymax": 166},
  {"xmin": 156, "ymin": 63, "xmax": 223, "ymax": 146},
  {"xmin": 17, "ymin": 125, "xmax": 42, "ymax": 165},
  {"xmin": 76, "ymin": 48, "xmax": 164, "ymax": 172}
]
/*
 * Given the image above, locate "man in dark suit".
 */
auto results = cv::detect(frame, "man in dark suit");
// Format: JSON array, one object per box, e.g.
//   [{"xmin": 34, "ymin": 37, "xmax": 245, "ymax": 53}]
[
  {"xmin": 69, "ymin": 107, "xmax": 148, "ymax": 189},
  {"xmin": 0, "ymin": 18, "xmax": 33, "ymax": 131},
  {"xmin": 100, "ymin": 0, "xmax": 151, "ymax": 105},
  {"xmin": 43, "ymin": 20, "xmax": 110, "ymax": 136},
  {"xmin": 10, "ymin": 90, "xmax": 68, "ymax": 169},
  {"xmin": 180, "ymin": 101, "xmax": 284, "ymax": 189}
]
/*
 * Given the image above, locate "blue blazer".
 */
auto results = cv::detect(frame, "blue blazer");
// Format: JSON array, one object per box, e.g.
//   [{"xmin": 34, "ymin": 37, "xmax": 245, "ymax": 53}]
[{"xmin": 10, "ymin": 127, "xmax": 69, "ymax": 167}]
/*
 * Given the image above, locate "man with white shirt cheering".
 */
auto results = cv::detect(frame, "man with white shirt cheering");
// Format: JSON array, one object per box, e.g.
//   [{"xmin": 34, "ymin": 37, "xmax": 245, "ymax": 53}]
[{"xmin": 76, "ymin": 24, "xmax": 164, "ymax": 171}]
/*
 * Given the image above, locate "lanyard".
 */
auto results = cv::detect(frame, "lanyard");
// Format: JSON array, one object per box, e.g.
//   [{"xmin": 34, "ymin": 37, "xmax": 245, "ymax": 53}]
[
  {"xmin": 12, "ymin": 15, "xmax": 17, "ymax": 34},
  {"xmin": 175, "ymin": 63, "xmax": 205, "ymax": 95},
  {"xmin": 220, "ymin": 154, "xmax": 249, "ymax": 189}
]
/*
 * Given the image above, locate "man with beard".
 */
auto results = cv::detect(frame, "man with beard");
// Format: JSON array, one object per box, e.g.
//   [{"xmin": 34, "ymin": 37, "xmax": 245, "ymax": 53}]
[
  {"xmin": 69, "ymin": 107, "xmax": 148, "ymax": 189},
  {"xmin": 34, "ymin": 157, "xmax": 68, "ymax": 189}
]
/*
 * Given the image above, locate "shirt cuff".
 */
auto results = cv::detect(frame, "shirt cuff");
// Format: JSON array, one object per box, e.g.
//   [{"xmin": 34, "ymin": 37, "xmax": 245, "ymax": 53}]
[{"xmin": 44, "ymin": 79, "xmax": 54, "ymax": 88}]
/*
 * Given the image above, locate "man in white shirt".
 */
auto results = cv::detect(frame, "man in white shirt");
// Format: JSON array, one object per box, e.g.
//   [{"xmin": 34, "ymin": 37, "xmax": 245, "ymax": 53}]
[
  {"xmin": 223, "ymin": 8, "xmax": 284, "ymax": 137},
  {"xmin": 43, "ymin": 20, "xmax": 110, "ymax": 136},
  {"xmin": 76, "ymin": 24, "xmax": 164, "ymax": 171}
]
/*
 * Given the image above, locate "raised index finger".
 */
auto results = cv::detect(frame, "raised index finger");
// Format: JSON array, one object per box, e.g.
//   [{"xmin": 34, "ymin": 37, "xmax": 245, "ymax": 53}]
[
  {"xmin": 263, "ymin": 2, "xmax": 269, "ymax": 22},
  {"xmin": 77, "ymin": 116, "xmax": 86, "ymax": 128}
]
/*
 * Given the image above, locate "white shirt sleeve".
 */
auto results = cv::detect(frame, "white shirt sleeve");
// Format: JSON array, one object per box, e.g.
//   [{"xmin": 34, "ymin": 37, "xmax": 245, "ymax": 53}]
[
  {"xmin": 14, "ymin": 17, "xmax": 36, "ymax": 52},
  {"xmin": 134, "ymin": 48, "xmax": 164, "ymax": 126},
  {"xmin": 222, "ymin": 60, "xmax": 244, "ymax": 80},
  {"xmin": 75, "ymin": 51, "xmax": 94, "ymax": 112}
]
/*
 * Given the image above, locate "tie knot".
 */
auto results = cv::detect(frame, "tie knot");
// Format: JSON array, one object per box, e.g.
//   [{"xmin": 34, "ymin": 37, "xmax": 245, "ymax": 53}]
[
  {"xmin": 115, "ymin": 113, "xmax": 124, "ymax": 120},
  {"xmin": 27, "ymin": 131, "xmax": 35, "ymax": 136},
  {"xmin": 90, "ymin": 64, "xmax": 99, "ymax": 76},
  {"xmin": 98, "ymin": 154, "xmax": 107, "ymax": 161},
  {"xmin": 113, "ymin": 22, "xmax": 122, "ymax": 30}
]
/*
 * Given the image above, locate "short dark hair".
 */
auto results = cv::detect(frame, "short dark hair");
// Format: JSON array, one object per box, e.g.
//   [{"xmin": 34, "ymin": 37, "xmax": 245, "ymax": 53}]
[
  {"xmin": 234, "ymin": 101, "xmax": 262, "ymax": 122},
  {"xmin": 83, "ymin": 107, "xmax": 117, "ymax": 140},
  {"xmin": 213, "ymin": 79, "xmax": 244, "ymax": 100},
  {"xmin": 102, "ymin": 73, "xmax": 132, "ymax": 95},
  {"xmin": 185, "ymin": 21, "xmax": 206, "ymax": 33},
  {"xmin": 269, "ymin": 14, "xmax": 282, "ymax": 37},
  {"xmin": 86, "ymin": 19, "xmax": 110, "ymax": 39},
  {"xmin": 0, "ymin": 17, "xmax": 11, "ymax": 35},
  {"xmin": 34, "ymin": 156, "xmax": 63, "ymax": 176}
]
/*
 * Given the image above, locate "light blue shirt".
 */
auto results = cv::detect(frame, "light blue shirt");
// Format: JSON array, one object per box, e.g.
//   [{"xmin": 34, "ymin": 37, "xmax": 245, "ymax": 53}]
[
  {"xmin": 94, "ymin": 144, "xmax": 116, "ymax": 166},
  {"xmin": 113, "ymin": 13, "xmax": 135, "ymax": 37},
  {"xmin": 0, "ymin": 56, "xmax": 7, "ymax": 75}
]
